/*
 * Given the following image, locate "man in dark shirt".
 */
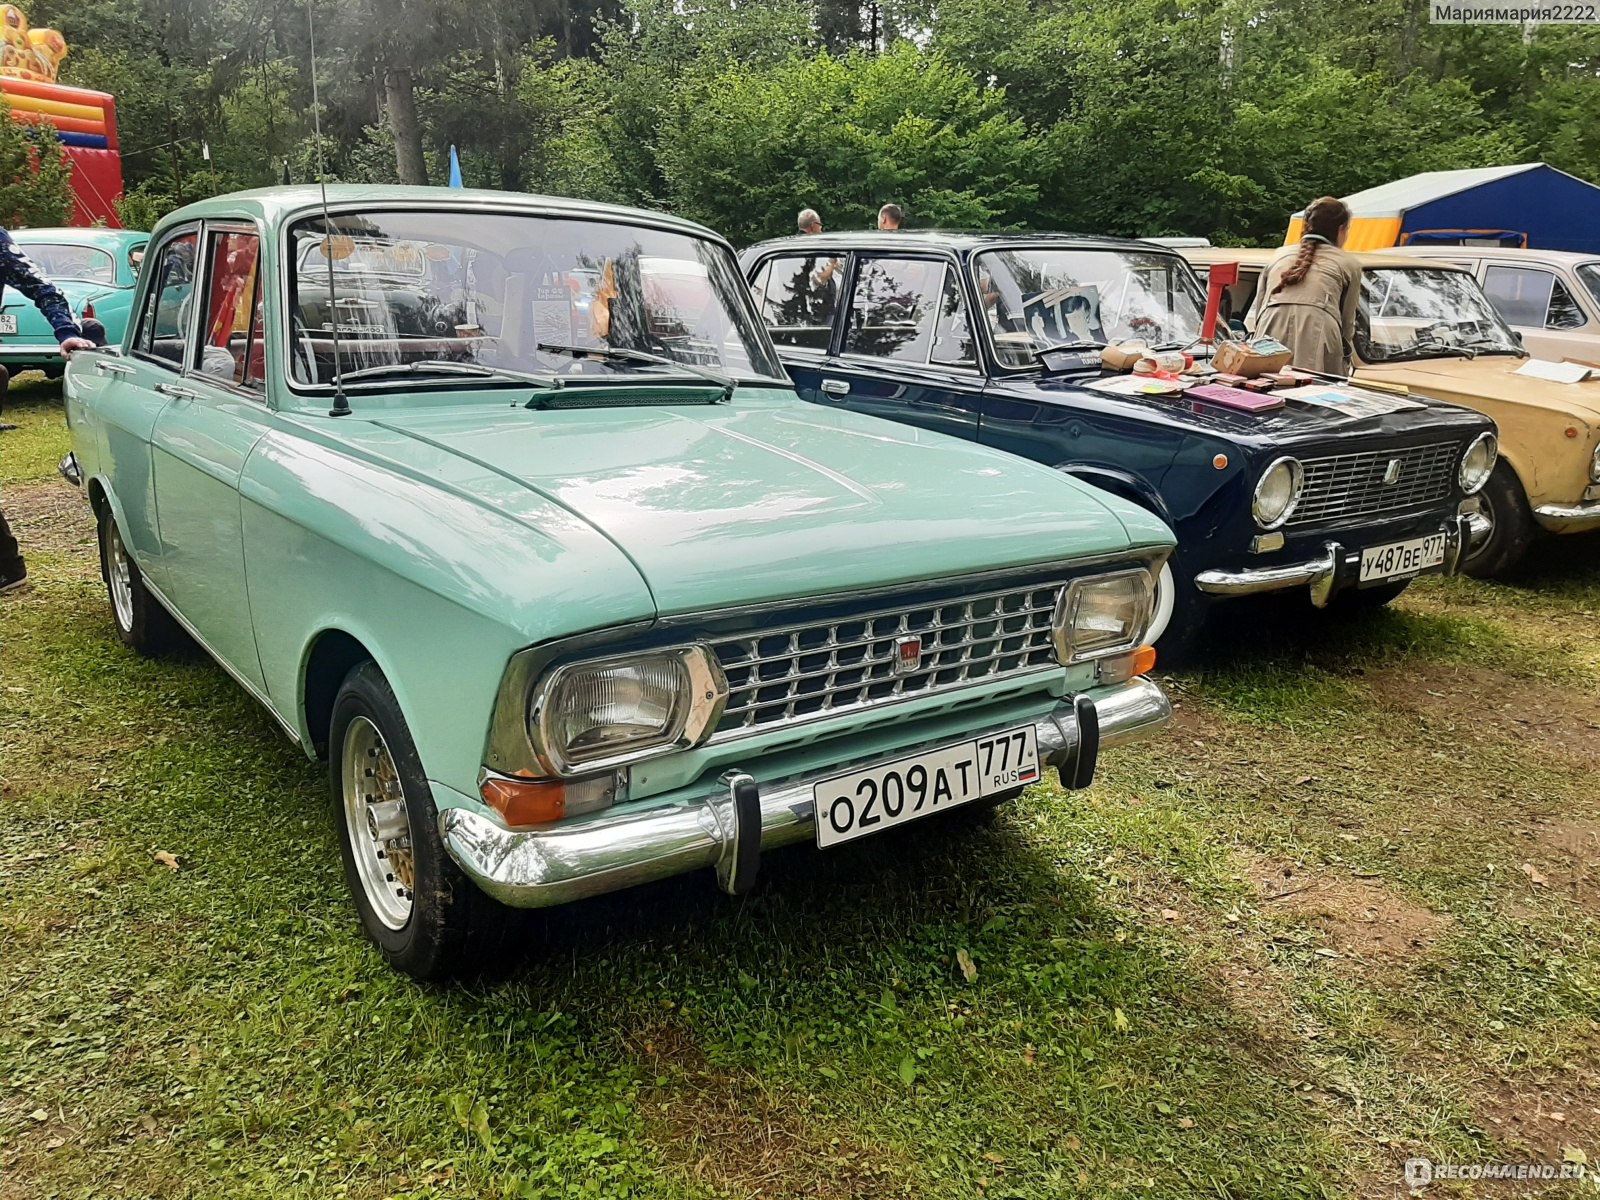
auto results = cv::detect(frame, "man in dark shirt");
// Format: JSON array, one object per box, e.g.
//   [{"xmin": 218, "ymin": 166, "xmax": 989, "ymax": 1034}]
[{"xmin": 0, "ymin": 228, "xmax": 96, "ymax": 592}]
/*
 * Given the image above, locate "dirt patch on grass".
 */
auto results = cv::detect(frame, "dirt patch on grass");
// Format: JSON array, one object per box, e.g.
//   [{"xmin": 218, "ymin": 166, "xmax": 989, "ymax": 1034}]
[
  {"xmin": 1251, "ymin": 859, "xmax": 1446, "ymax": 964},
  {"xmin": 628, "ymin": 1019, "xmax": 915, "ymax": 1199},
  {"xmin": 1475, "ymin": 1076, "xmax": 1600, "ymax": 1164},
  {"xmin": 2, "ymin": 477, "xmax": 95, "ymax": 562},
  {"xmin": 1512, "ymin": 819, "xmax": 1600, "ymax": 911},
  {"xmin": 1366, "ymin": 664, "xmax": 1600, "ymax": 770}
]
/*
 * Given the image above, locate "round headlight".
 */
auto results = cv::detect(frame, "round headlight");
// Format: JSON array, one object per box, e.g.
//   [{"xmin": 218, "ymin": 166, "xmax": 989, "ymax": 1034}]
[
  {"xmin": 1590, "ymin": 438, "xmax": 1600, "ymax": 484},
  {"xmin": 1252, "ymin": 456, "xmax": 1304, "ymax": 530},
  {"xmin": 1459, "ymin": 432, "xmax": 1497, "ymax": 495}
]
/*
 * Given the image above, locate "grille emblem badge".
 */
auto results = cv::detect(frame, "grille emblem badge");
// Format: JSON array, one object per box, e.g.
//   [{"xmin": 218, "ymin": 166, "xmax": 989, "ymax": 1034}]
[
  {"xmin": 893, "ymin": 635, "xmax": 923, "ymax": 675},
  {"xmin": 1383, "ymin": 458, "xmax": 1403, "ymax": 485}
]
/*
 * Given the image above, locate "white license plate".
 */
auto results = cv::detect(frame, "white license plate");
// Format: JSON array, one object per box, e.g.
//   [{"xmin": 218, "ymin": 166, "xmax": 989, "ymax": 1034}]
[
  {"xmin": 0, "ymin": 315, "xmax": 17, "ymax": 335},
  {"xmin": 814, "ymin": 726, "xmax": 1040, "ymax": 848},
  {"xmin": 1359, "ymin": 533, "xmax": 1445, "ymax": 583}
]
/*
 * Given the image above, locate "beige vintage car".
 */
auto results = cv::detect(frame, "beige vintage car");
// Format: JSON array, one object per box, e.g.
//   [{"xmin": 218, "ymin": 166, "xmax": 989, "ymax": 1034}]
[
  {"xmin": 1183, "ymin": 246, "xmax": 1600, "ymax": 574},
  {"xmin": 1387, "ymin": 245, "xmax": 1600, "ymax": 367}
]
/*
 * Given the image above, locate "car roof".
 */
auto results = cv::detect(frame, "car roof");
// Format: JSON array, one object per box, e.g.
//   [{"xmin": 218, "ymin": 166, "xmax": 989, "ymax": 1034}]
[
  {"xmin": 743, "ymin": 230, "xmax": 1181, "ymax": 257},
  {"xmin": 10, "ymin": 226, "xmax": 149, "ymax": 248},
  {"xmin": 1388, "ymin": 245, "xmax": 1600, "ymax": 267},
  {"xmin": 1179, "ymin": 245, "xmax": 1473, "ymax": 272},
  {"xmin": 157, "ymin": 185, "xmax": 724, "ymax": 244}
]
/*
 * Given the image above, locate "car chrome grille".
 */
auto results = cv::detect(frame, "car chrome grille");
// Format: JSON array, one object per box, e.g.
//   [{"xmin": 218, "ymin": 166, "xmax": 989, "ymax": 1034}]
[
  {"xmin": 709, "ymin": 581, "xmax": 1064, "ymax": 738},
  {"xmin": 1288, "ymin": 441, "xmax": 1458, "ymax": 528}
]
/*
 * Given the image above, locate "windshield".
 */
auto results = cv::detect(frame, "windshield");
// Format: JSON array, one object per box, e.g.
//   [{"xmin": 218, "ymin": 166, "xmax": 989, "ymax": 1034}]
[
  {"xmin": 1578, "ymin": 263, "xmax": 1600, "ymax": 312},
  {"xmin": 287, "ymin": 210, "xmax": 786, "ymax": 389},
  {"xmin": 972, "ymin": 247, "xmax": 1207, "ymax": 368},
  {"xmin": 18, "ymin": 243, "xmax": 116, "ymax": 284},
  {"xmin": 1358, "ymin": 268, "xmax": 1522, "ymax": 362}
]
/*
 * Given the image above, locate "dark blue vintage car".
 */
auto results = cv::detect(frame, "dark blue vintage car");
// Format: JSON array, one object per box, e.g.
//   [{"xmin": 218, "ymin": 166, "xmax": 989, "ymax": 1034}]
[{"xmin": 740, "ymin": 232, "xmax": 1499, "ymax": 652}]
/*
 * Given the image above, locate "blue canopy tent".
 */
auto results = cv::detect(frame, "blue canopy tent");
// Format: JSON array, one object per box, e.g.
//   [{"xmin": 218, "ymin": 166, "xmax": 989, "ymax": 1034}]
[{"xmin": 1287, "ymin": 164, "xmax": 1600, "ymax": 254}]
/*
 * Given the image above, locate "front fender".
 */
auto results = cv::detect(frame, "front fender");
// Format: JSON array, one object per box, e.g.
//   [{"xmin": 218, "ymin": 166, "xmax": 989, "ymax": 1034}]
[{"xmin": 1055, "ymin": 463, "xmax": 1173, "ymax": 525}]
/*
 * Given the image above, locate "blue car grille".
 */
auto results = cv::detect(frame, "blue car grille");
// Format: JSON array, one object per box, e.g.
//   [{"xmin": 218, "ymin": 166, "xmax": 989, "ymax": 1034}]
[
  {"xmin": 709, "ymin": 580, "xmax": 1065, "ymax": 738},
  {"xmin": 1288, "ymin": 441, "xmax": 1458, "ymax": 529}
]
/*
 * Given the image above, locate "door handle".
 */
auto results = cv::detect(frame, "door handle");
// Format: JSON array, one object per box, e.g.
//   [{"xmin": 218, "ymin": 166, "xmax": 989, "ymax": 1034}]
[
  {"xmin": 820, "ymin": 378, "xmax": 850, "ymax": 396},
  {"xmin": 93, "ymin": 359, "xmax": 134, "ymax": 376},
  {"xmin": 156, "ymin": 382, "xmax": 205, "ymax": 401}
]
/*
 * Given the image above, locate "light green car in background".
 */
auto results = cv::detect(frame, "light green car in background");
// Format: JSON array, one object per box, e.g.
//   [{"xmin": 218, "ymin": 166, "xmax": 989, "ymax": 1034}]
[
  {"xmin": 62, "ymin": 186, "xmax": 1175, "ymax": 980},
  {"xmin": 5, "ymin": 227, "xmax": 148, "ymax": 376}
]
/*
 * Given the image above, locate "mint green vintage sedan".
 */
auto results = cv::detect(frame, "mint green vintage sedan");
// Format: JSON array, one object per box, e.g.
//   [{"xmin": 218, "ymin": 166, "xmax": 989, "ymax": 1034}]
[{"xmin": 62, "ymin": 186, "xmax": 1175, "ymax": 979}]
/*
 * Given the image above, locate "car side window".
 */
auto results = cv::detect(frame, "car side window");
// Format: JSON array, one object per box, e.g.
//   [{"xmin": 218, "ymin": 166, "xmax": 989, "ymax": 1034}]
[
  {"xmin": 1483, "ymin": 265, "xmax": 1556, "ymax": 328},
  {"xmin": 133, "ymin": 230, "xmax": 199, "ymax": 367},
  {"xmin": 1546, "ymin": 276, "xmax": 1586, "ymax": 330},
  {"xmin": 755, "ymin": 254, "xmax": 841, "ymax": 351},
  {"xmin": 197, "ymin": 229, "xmax": 266, "ymax": 391},
  {"xmin": 929, "ymin": 267, "xmax": 976, "ymax": 367},
  {"xmin": 844, "ymin": 257, "xmax": 944, "ymax": 364}
]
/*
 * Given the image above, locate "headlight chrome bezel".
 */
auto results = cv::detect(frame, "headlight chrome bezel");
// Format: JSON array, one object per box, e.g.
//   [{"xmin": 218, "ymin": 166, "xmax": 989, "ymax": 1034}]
[
  {"xmin": 1589, "ymin": 438, "xmax": 1600, "ymax": 485},
  {"xmin": 527, "ymin": 644, "xmax": 728, "ymax": 778},
  {"xmin": 1052, "ymin": 568, "xmax": 1155, "ymax": 664},
  {"xmin": 1251, "ymin": 456, "xmax": 1305, "ymax": 531},
  {"xmin": 1460, "ymin": 431, "xmax": 1498, "ymax": 495}
]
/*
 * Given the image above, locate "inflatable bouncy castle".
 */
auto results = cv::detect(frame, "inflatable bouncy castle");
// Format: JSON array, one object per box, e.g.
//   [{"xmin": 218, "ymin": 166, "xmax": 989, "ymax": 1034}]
[{"xmin": 0, "ymin": 6, "xmax": 122, "ymax": 227}]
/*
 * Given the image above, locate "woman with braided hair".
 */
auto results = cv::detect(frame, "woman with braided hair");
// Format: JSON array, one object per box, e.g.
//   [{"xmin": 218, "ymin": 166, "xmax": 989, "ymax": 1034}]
[{"xmin": 1247, "ymin": 196, "xmax": 1360, "ymax": 375}]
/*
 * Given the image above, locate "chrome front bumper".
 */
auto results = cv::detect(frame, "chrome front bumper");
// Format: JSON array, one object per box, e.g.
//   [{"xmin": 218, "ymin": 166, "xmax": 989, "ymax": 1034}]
[
  {"xmin": 1193, "ymin": 513, "xmax": 1482, "ymax": 607},
  {"xmin": 1534, "ymin": 499, "xmax": 1600, "ymax": 533},
  {"xmin": 441, "ymin": 676, "xmax": 1171, "ymax": 909}
]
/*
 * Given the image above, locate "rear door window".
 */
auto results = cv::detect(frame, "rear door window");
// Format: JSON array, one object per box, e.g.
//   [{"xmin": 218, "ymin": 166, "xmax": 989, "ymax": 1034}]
[
  {"xmin": 1483, "ymin": 265, "xmax": 1557, "ymax": 327},
  {"xmin": 133, "ymin": 228, "xmax": 200, "ymax": 368},
  {"xmin": 752, "ymin": 254, "xmax": 842, "ymax": 351},
  {"xmin": 844, "ymin": 257, "xmax": 946, "ymax": 365}
]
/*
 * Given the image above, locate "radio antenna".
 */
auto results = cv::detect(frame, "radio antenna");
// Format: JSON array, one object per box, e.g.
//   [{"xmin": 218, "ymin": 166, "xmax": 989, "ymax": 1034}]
[{"xmin": 306, "ymin": 0, "xmax": 350, "ymax": 416}]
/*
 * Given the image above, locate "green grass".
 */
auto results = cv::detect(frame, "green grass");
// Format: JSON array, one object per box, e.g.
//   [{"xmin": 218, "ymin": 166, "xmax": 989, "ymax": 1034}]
[{"xmin": 5, "ymin": 387, "xmax": 1600, "ymax": 1198}]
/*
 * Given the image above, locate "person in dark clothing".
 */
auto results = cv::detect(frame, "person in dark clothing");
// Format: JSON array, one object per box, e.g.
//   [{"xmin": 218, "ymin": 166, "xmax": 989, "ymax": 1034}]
[{"xmin": 0, "ymin": 227, "xmax": 96, "ymax": 592}]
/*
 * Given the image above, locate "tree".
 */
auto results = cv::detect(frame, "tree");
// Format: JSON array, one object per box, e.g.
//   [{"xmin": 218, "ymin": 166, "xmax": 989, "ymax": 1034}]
[
  {"xmin": 659, "ymin": 43, "xmax": 1041, "ymax": 244},
  {"xmin": 0, "ymin": 112, "xmax": 73, "ymax": 227}
]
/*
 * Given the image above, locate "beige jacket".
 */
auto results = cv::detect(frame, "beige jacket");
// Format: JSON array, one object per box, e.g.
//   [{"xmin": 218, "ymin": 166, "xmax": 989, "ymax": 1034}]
[{"xmin": 1247, "ymin": 239, "xmax": 1362, "ymax": 375}]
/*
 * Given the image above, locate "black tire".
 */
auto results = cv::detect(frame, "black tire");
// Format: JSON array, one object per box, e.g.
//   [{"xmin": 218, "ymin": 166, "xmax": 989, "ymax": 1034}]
[
  {"xmin": 1147, "ymin": 551, "xmax": 1208, "ymax": 666},
  {"xmin": 97, "ymin": 506, "xmax": 185, "ymax": 655},
  {"xmin": 1463, "ymin": 463, "xmax": 1534, "ymax": 578},
  {"xmin": 330, "ymin": 661, "xmax": 510, "ymax": 980},
  {"xmin": 1332, "ymin": 579, "xmax": 1413, "ymax": 611}
]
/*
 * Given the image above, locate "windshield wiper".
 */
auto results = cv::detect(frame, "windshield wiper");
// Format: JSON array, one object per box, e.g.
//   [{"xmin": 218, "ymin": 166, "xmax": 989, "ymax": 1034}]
[
  {"xmin": 536, "ymin": 341, "xmax": 735, "ymax": 397},
  {"xmin": 1462, "ymin": 337, "xmax": 1527, "ymax": 357},
  {"xmin": 338, "ymin": 361, "xmax": 562, "ymax": 388}
]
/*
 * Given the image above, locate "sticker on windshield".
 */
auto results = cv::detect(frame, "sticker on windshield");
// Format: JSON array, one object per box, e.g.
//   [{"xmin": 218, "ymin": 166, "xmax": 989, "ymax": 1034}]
[
  {"xmin": 532, "ymin": 285, "xmax": 575, "ymax": 370},
  {"xmin": 1022, "ymin": 285, "xmax": 1104, "ymax": 346}
]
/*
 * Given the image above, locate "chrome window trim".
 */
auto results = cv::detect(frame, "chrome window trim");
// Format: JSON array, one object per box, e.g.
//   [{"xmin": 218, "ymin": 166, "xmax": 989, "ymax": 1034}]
[{"xmin": 276, "ymin": 201, "xmax": 789, "ymax": 398}]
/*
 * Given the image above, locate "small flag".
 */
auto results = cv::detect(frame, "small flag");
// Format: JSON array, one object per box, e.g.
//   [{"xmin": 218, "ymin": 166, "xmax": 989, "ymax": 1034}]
[{"xmin": 448, "ymin": 145, "xmax": 463, "ymax": 189}]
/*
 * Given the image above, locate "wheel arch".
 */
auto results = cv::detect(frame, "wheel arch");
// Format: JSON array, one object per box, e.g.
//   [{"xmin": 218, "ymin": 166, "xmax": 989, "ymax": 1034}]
[
  {"xmin": 1055, "ymin": 463, "xmax": 1173, "ymax": 525},
  {"xmin": 300, "ymin": 628, "xmax": 382, "ymax": 760}
]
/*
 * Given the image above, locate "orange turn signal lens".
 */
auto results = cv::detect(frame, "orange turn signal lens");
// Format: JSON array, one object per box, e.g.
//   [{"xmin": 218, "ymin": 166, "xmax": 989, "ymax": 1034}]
[
  {"xmin": 1212, "ymin": 453, "xmax": 1229, "ymax": 470},
  {"xmin": 481, "ymin": 776, "xmax": 568, "ymax": 827},
  {"xmin": 1130, "ymin": 644, "xmax": 1158, "ymax": 677}
]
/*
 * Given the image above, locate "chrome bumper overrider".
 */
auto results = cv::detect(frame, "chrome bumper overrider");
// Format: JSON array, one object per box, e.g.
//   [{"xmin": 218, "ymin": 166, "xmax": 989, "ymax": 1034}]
[
  {"xmin": 1193, "ymin": 514, "xmax": 1477, "ymax": 607},
  {"xmin": 441, "ymin": 676, "xmax": 1171, "ymax": 909},
  {"xmin": 1534, "ymin": 499, "xmax": 1600, "ymax": 533}
]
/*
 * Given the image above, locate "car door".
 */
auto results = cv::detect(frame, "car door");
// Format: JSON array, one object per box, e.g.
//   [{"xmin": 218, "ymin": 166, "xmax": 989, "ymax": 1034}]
[
  {"xmin": 746, "ymin": 250, "xmax": 847, "ymax": 403},
  {"xmin": 1481, "ymin": 262, "xmax": 1597, "ymax": 364},
  {"xmin": 147, "ymin": 221, "xmax": 271, "ymax": 689},
  {"xmin": 89, "ymin": 225, "xmax": 204, "ymax": 585},
  {"xmin": 810, "ymin": 254, "xmax": 985, "ymax": 441}
]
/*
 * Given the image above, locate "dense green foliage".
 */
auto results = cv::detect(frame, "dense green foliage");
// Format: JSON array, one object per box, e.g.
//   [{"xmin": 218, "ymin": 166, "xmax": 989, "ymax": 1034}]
[
  {"xmin": 0, "ymin": 108, "xmax": 72, "ymax": 227},
  {"xmin": 30, "ymin": 0, "xmax": 1600, "ymax": 244}
]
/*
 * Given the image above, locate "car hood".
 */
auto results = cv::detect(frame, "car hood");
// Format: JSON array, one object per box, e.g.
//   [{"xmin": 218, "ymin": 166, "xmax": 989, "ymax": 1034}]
[
  {"xmin": 1358, "ymin": 354, "xmax": 1600, "ymax": 425},
  {"xmin": 1023, "ymin": 372, "xmax": 1489, "ymax": 443},
  {"xmin": 364, "ymin": 392, "xmax": 1167, "ymax": 616}
]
